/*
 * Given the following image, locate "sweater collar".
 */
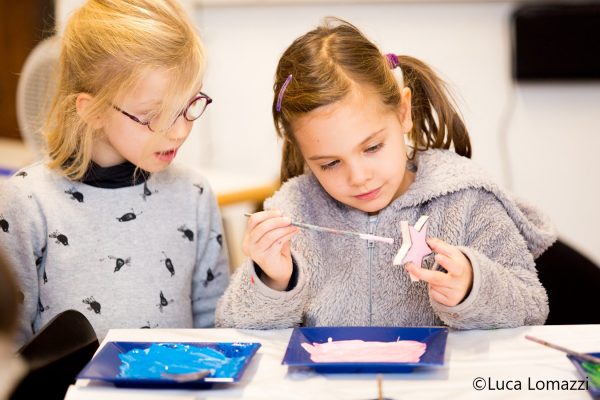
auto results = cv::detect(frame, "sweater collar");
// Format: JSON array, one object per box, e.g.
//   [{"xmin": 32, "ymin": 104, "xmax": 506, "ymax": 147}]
[
  {"xmin": 388, "ymin": 149, "xmax": 494, "ymax": 210},
  {"xmin": 82, "ymin": 160, "xmax": 150, "ymax": 188}
]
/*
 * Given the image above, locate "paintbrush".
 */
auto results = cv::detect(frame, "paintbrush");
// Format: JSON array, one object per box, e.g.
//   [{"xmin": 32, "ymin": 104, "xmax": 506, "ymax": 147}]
[
  {"xmin": 243, "ymin": 213, "xmax": 394, "ymax": 244},
  {"xmin": 161, "ymin": 369, "xmax": 212, "ymax": 382},
  {"xmin": 525, "ymin": 335, "xmax": 600, "ymax": 364}
]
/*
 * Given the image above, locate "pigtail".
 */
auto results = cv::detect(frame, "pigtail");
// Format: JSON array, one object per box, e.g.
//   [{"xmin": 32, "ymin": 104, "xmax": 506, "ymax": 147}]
[{"xmin": 397, "ymin": 55, "xmax": 471, "ymax": 158}]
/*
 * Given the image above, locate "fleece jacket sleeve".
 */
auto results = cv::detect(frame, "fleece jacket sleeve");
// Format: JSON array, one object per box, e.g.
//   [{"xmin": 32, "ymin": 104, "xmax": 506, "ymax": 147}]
[
  {"xmin": 214, "ymin": 252, "xmax": 310, "ymax": 329},
  {"xmin": 431, "ymin": 190, "xmax": 549, "ymax": 329}
]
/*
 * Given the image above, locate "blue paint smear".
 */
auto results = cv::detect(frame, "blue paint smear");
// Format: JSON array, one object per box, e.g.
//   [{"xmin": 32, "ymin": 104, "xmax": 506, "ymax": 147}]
[{"xmin": 118, "ymin": 343, "xmax": 248, "ymax": 379}]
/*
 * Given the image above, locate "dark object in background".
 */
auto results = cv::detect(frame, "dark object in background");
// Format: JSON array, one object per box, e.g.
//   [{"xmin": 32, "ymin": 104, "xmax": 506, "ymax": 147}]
[
  {"xmin": 511, "ymin": 3, "xmax": 600, "ymax": 81},
  {"xmin": 0, "ymin": 0, "xmax": 54, "ymax": 140},
  {"xmin": 11, "ymin": 310, "xmax": 99, "ymax": 400},
  {"xmin": 536, "ymin": 240, "xmax": 600, "ymax": 325},
  {"xmin": 0, "ymin": 252, "xmax": 21, "ymax": 334}
]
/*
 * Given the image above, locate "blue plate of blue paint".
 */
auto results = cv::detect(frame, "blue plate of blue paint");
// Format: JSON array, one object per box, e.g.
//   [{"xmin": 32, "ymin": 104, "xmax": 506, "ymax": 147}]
[
  {"xmin": 77, "ymin": 341, "xmax": 261, "ymax": 388},
  {"xmin": 282, "ymin": 326, "xmax": 448, "ymax": 373}
]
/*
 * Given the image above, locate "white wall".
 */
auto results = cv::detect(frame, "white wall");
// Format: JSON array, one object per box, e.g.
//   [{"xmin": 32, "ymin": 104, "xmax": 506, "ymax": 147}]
[{"xmin": 55, "ymin": 1, "xmax": 600, "ymax": 265}]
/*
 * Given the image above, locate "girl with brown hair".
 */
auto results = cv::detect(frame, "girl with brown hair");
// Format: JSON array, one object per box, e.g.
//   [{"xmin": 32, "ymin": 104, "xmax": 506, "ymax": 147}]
[{"xmin": 216, "ymin": 18, "xmax": 555, "ymax": 330}]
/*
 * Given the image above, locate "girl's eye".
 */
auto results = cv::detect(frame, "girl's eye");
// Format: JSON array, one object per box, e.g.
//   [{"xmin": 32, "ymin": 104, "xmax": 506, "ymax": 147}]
[
  {"xmin": 365, "ymin": 143, "xmax": 383, "ymax": 153},
  {"xmin": 320, "ymin": 160, "xmax": 339, "ymax": 171}
]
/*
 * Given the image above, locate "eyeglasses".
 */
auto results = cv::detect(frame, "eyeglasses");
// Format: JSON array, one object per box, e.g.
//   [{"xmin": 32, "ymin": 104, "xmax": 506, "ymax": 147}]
[{"xmin": 113, "ymin": 92, "xmax": 212, "ymax": 132}]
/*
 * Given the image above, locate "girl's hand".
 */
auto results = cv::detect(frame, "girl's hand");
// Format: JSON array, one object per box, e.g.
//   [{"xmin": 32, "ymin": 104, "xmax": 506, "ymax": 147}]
[
  {"xmin": 243, "ymin": 209, "xmax": 299, "ymax": 291},
  {"xmin": 404, "ymin": 237, "xmax": 473, "ymax": 307}
]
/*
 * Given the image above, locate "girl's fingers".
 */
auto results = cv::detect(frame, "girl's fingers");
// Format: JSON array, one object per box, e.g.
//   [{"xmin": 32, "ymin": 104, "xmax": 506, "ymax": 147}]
[
  {"xmin": 271, "ymin": 229, "xmax": 298, "ymax": 255},
  {"xmin": 429, "ymin": 284, "xmax": 455, "ymax": 298},
  {"xmin": 427, "ymin": 237, "xmax": 461, "ymax": 259},
  {"xmin": 254, "ymin": 225, "xmax": 298, "ymax": 254},
  {"xmin": 429, "ymin": 288, "xmax": 452, "ymax": 306},
  {"xmin": 434, "ymin": 253, "xmax": 463, "ymax": 276},
  {"xmin": 246, "ymin": 209, "xmax": 283, "ymax": 230},
  {"xmin": 249, "ymin": 215, "xmax": 293, "ymax": 245},
  {"xmin": 406, "ymin": 251, "xmax": 472, "ymax": 307},
  {"xmin": 428, "ymin": 238, "xmax": 469, "ymax": 277},
  {"xmin": 261, "ymin": 226, "xmax": 299, "ymax": 252},
  {"xmin": 243, "ymin": 211, "xmax": 289, "ymax": 256},
  {"xmin": 404, "ymin": 263, "xmax": 452, "ymax": 288},
  {"xmin": 430, "ymin": 285, "xmax": 465, "ymax": 307},
  {"xmin": 281, "ymin": 240, "xmax": 292, "ymax": 256}
]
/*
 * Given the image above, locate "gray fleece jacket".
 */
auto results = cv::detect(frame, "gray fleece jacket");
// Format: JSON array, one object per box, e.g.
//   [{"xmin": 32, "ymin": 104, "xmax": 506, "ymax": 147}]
[{"xmin": 215, "ymin": 149, "xmax": 555, "ymax": 330}]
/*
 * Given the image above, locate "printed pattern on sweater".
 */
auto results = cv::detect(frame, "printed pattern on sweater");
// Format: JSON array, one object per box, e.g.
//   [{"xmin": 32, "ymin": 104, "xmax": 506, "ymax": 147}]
[{"xmin": 0, "ymin": 161, "xmax": 230, "ymax": 346}]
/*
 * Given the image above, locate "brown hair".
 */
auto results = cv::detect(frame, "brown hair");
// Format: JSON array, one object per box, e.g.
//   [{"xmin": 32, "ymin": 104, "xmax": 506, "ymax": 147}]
[
  {"xmin": 45, "ymin": 0, "xmax": 205, "ymax": 180},
  {"xmin": 273, "ymin": 18, "xmax": 471, "ymax": 183}
]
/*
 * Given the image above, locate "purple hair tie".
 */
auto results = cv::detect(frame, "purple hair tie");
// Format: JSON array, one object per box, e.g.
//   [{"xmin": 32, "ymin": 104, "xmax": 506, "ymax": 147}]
[
  {"xmin": 386, "ymin": 53, "xmax": 399, "ymax": 69},
  {"xmin": 276, "ymin": 74, "xmax": 293, "ymax": 112}
]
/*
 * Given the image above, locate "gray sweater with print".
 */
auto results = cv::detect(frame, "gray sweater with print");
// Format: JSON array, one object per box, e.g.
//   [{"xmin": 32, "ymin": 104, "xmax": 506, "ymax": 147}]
[
  {"xmin": 216, "ymin": 149, "xmax": 555, "ymax": 329},
  {"xmin": 0, "ymin": 161, "xmax": 229, "ymax": 346}
]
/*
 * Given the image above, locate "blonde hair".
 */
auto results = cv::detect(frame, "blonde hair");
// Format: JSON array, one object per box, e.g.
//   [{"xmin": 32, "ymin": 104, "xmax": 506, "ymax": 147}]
[
  {"xmin": 273, "ymin": 18, "xmax": 471, "ymax": 183},
  {"xmin": 45, "ymin": 0, "xmax": 206, "ymax": 180}
]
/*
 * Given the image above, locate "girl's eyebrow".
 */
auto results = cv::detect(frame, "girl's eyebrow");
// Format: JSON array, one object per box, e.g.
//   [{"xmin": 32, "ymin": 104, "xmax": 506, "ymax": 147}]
[{"xmin": 307, "ymin": 129, "xmax": 385, "ymax": 161}]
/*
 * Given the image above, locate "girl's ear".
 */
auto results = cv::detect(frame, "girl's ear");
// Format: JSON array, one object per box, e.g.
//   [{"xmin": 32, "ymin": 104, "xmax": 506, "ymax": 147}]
[
  {"xmin": 76, "ymin": 93, "xmax": 103, "ymax": 130},
  {"xmin": 398, "ymin": 87, "xmax": 413, "ymax": 133}
]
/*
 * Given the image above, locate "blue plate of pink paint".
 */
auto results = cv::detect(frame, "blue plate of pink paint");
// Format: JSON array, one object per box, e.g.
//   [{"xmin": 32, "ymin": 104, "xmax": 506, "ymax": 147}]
[
  {"xmin": 77, "ymin": 341, "xmax": 261, "ymax": 388},
  {"xmin": 282, "ymin": 326, "xmax": 448, "ymax": 373}
]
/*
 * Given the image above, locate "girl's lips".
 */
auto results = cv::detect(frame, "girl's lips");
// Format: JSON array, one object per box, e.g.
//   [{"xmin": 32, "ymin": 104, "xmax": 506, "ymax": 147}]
[
  {"xmin": 155, "ymin": 148, "xmax": 178, "ymax": 162},
  {"xmin": 354, "ymin": 187, "xmax": 381, "ymax": 201}
]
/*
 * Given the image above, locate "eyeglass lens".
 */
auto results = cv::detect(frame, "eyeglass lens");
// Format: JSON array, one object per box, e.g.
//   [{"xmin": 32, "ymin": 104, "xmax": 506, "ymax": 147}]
[
  {"xmin": 146, "ymin": 94, "xmax": 209, "ymax": 132},
  {"xmin": 185, "ymin": 97, "xmax": 209, "ymax": 120}
]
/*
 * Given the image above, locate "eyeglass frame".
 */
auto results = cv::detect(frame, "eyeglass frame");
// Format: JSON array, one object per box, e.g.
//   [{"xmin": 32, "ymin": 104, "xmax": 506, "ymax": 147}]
[{"xmin": 112, "ymin": 91, "xmax": 212, "ymax": 132}]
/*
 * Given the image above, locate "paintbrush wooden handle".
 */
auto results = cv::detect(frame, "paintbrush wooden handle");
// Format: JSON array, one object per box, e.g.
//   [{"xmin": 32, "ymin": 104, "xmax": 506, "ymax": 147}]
[{"xmin": 525, "ymin": 335, "xmax": 600, "ymax": 364}]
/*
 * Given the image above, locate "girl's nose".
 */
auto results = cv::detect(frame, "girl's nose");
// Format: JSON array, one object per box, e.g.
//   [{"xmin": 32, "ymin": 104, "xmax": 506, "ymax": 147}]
[
  {"xmin": 347, "ymin": 160, "xmax": 371, "ymax": 187},
  {"xmin": 165, "ymin": 115, "xmax": 191, "ymax": 142}
]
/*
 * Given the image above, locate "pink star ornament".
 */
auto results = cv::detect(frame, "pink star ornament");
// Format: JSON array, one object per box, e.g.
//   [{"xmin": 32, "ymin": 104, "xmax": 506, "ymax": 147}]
[{"xmin": 393, "ymin": 215, "xmax": 432, "ymax": 282}]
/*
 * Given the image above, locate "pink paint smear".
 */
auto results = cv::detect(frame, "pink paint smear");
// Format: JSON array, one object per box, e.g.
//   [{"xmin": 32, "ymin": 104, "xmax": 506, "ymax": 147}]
[{"xmin": 301, "ymin": 338, "xmax": 426, "ymax": 363}]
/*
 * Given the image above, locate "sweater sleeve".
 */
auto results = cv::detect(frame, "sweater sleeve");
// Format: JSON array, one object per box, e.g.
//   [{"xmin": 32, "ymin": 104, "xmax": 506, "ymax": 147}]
[
  {"xmin": 431, "ymin": 190, "xmax": 550, "ymax": 329},
  {"xmin": 190, "ymin": 182, "xmax": 230, "ymax": 328},
  {"xmin": 215, "ymin": 251, "xmax": 310, "ymax": 329},
  {"xmin": 0, "ymin": 177, "xmax": 47, "ymax": 346}
]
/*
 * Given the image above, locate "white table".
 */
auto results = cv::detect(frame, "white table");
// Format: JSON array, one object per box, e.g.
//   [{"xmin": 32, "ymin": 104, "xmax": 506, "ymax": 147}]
[{"xmin": 65, "ymin": 325, "xmax": 600, "ymax": 400}]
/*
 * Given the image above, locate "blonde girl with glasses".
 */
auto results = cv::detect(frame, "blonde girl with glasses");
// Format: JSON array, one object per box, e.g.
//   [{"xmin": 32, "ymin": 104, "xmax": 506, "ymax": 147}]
[
  {"xmin": 0, "ymin": 0, "xmax": 229, "ymax": 346},
  {"xmin": 216, "ymin": 18, "xmax": 555, "ymax": 330}
]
